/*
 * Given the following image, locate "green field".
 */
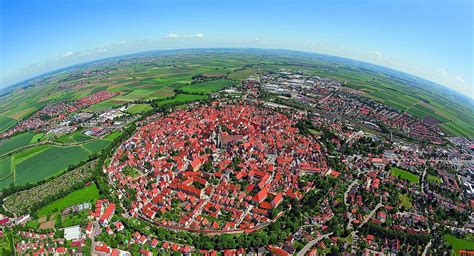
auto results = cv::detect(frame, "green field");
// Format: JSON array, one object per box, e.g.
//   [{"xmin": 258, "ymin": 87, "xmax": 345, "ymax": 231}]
[
  {"xmin": 0, "ymin": 232, "xmax": 13, "ymax": 255},
  {"xmin": 399, "ymin": 194, "xmax": 413, "ymax": 209},
  {"xmin": 104, "ymin": 130, "xmax": 123, "ymax": 141},
  {"xmin": 0, "ymin": 49, "xmax": 472, "ymax": 138},
  {"xmin": 180, "ymin": 79, "xmax": 238, "ymax": 94},
  {"xmin": 0, "ymin": 139, "xmax": 111, "ymax": 189},
  {"xmin": 37, "ymin": 183, "xmax": 99, "ymax": 217},
  {"xmin": 0, "ymin": 132, "xmax": 36, "ymax": 156},
  {"xmin": 427, "ymin": 174, "xmax": 443, "ymax": 184},
  {"xmin": 82, "ymin": 140, "xmax": 111, "ymax": 154},
  {"xmin": 390, "ymin": 167, "xmax": 420, "ymax": 184},
  {"xmin": 0, "ymin": 116, "xmax": 17, "ymax": 133},
  {"xmin": 125, "ymin": 103, "xmax": 153, "ymax": 114},
  {"xmin": 444, "ymin": 234, "xmax": 474, "ymax": 255},
  {"xmin": 55, "ymin": 130, "xmax": 93, "ymax": 144},
  {"xmin": 157, "ymin": 94, "xmax": 208, "ymax": 106}
]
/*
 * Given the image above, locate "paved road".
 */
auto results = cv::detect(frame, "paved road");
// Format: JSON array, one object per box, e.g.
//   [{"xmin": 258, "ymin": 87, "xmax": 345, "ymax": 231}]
[
  {"xmin": 297, "ymin": 232, "xmax": 333, "ymax": 256},
  {"xmin": 90, "ymin": 221, "xmax": 100, "ymax": 255},
  {"xmin": 360, "ymin": 201, "xmax": 383, "ymax": 227},
  {"xmin": 422, "ymin": 240, "xmax": 432, "ymax": 256}
]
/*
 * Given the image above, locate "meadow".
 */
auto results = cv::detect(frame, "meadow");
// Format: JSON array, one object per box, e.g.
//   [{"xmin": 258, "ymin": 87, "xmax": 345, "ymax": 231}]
[
  {"xmin": 444, "ymin": 234, "xmax": 474, "ymax": 255},
  {"xmin": 390, "ymin": 167, "xmax": 420, "ymax": 184},
  {"xmin": 37, "ymin": 183, "xmax": 99, "ymax": 217}
]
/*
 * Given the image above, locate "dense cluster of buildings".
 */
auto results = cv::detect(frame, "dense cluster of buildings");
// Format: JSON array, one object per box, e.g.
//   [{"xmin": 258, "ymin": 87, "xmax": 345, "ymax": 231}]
[
  {"xmin": 1, "ymin": 91, "xmax": 118, "ymax": 139},
  {"xmin": 107, "ymin": 103, "xmax": 327, "ymax": 233}
]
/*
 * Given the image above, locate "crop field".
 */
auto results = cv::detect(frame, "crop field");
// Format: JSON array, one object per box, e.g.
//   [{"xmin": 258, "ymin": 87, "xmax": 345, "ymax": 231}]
[
  {"xmin": 37, "ymin": 183, "xmax": 99, "ymax": 217},
  {"xmin": 0, "ymin": 132, "xmax": 35, "ymax": 156},
  {"xmin": 157, "ymin": 94, "xmax": 208, "ymax": 106},
  {"xmin": 0, "ymin": 115, "xmax": 17, "ymax": 132},
  {"xmin": 0, "ymin": 139, "xmax": 111, "ymax": 189},
  {"xmin": 55, "ymin": 130, "xmax": 93, "ymax": 144},
  {"xmin": 0, "ymin": 49, "xmax": 472, "ymax": 138},
  {"xmin": 81, "ymin": 140, "xmax": 111, "ymax": 154},
  {"xmin": 180, "ymin": 79, "xmax": 238, "ymax": 94},
  {"xmin": 390, "ymin": 167, "xmax": 420, "ymax": 184},
  {"xmin": 444, "ymin": 234, "xmax": 474, "ymax": 255},
  {"xmin": 125, "ymin": 103, "xmax": 153, "ymax": 114},
  {"xmin": 104, "ymin": 130, "xmax": 123, "ymax": 141}
]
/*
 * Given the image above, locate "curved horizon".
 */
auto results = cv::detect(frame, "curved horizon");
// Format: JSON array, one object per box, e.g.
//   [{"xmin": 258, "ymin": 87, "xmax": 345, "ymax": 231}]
[
  {"xmin": 3, "ymin": 47, "xmax": 473, "ymax": 103},
  {"xmin": 1, "ymin": 0, "xmax": 472, "ymax": 98}
]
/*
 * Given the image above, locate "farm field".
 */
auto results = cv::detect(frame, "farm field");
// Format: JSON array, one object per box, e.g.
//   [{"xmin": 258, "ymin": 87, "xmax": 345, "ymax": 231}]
[
  {"xmin": 125, "ymin": 103, "xmax": 153, "ymax": 114},
  {"xmin": 390, "ymin": 167, "xmax": 420, "ymax": 184},
  {"xmin": 37, "ymin": 183, "xmax": 99, "ymax": 217},
  {"xmin": 180, "ymin": 79, "xmax": 238, "ymax": 94},
  {"xmin": 81, "ymin": 140, "xmax": 111, "ymax": 154},
  {"xmin": 0, "ymin": 140, "xmax": 111, "ymax": 189},
  {"xmin": 0, "ymin": 132, "xmax": 36, "ymax": 156},
  {"xmin": 0, "ymin": 116, "xmax": 17, "ymax": 133},
  {"xmin": 55, "ymin": 130, "xmax": 93, "ymax": 144},
  {"xmin": 444, "ymin": 234, "xmax": 474, "ymax": 255},
  {"xmin": 103, "ymin": 130, "xmax": 123, "ymax": 141},
  {"xmin": 157, "ymin": 94, "xmax": 208, "ymax": 106}
]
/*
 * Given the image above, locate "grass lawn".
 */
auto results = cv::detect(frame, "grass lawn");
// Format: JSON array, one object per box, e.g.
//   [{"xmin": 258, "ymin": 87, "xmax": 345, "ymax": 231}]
[
  {"xmin": 0, "ymin": 132, "xmax": 35, "ymax": 156},
  {"xmin": 0, "ymin": 232, "xmax": 13, "ymax": 255},
  {"xmin": 399, "ymin": 194, "xmax": 413, "ymax": 210},
  {"xmin": 444, "ymin": 234, "xmax": 474, "ymax": 255},
  {"xmin": 37, "ymin": 184, "xmax": 99, "ymax": 217},
  {"xmin": 427, "ymin": 174, "xmax": 443, "ymax": 184},
  {"xmin": 125, "ymin": 103, "xmax": 153, "ymax": 114},
  {"xmin": 180, "ymin": 79, "xmax": 238, "ymax": 94},
  {"xmin": 390, "ymin": 167, "xmax": 420, "ymax": 184}
]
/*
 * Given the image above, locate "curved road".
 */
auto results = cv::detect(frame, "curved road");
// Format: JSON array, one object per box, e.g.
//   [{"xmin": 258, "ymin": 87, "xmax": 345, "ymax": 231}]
[{"xmin": 297, "ymin": 232, "xmax": 333, "ymax": 256}]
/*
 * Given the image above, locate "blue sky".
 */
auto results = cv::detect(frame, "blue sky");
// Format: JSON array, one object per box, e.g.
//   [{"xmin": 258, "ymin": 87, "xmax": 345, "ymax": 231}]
[{"xmin": 1, "ymin": 0, "xmax": 472, "ymax": 97}]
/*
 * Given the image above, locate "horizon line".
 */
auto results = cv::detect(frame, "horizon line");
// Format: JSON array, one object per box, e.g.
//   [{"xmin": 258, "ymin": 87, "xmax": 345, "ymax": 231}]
[{"xmin": 2, "ymin": 47, "xmax": 473, "ymax": 102}]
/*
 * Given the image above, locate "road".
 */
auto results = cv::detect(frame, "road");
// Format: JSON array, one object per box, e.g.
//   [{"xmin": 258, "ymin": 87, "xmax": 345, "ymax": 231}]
[
  {"xmin": 297, "ymin": 232, "xmax": 333, "ymax": 256},
  {"xmin": 344, "ymin": 180, "xmax": 358, "ymax": 230},
  {"xmin": 422, "ymin": 240, "xmax": 432, "ymax": 256},
  {"xmin": 90, "ymin": 221, "xmax": 100, "ymax": 255},
  {"xmin": 360, "ymin": 200, "xmax": 383, "ymax": 227}
]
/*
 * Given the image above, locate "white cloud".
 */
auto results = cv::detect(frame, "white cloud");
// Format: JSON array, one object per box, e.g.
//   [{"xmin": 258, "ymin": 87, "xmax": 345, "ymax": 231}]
[
  {"xmin": 455, "ymin": 76, "xmax": 465, "ymax": 83},
  {"xmin": 304, "ymin": 40, "xmax": 323, "ymax": 46},
  {"xmin": 368, "ymin": 51, "xmax": 382, "ymax": 57},
  {"xmin": 164, "ymin": 33, "xmax": 204, "ymax": 39},
  {"xmin": 164, "ymin": 33, "xmax": 180, "ymax": 39},
  {"xmin": 437, "ymin": 68, "xmax": 447, "ymax": 75},
  {"xmin": 97, "ymin": 49, "xmax": 107, "ymax": 53},
  {"xmin": 61, "ymin": 51, "xmax": 75, "ymax": 58}
]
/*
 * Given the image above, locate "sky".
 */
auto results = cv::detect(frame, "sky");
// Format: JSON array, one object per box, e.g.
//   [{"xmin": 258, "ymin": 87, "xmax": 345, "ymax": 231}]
[{"xmin": 0, "ymin": 0, "xmax": 472, "ymax": 98}]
